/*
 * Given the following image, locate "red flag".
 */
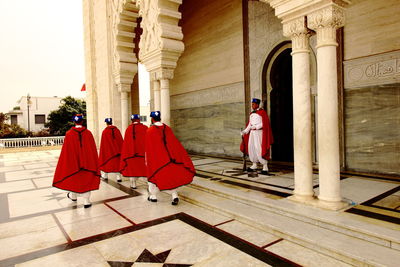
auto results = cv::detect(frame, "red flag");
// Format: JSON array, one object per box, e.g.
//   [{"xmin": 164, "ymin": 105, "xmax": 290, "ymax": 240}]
[{"xmin": 81, "ymin": 83, "xmax": 86, "ymax": 92}]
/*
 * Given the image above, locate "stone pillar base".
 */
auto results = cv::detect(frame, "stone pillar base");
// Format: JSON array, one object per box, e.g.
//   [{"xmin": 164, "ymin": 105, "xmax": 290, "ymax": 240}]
[
  {"xmin": 288, "ymin": 194, "xmax": 315, "ymax": 205},
  {"xmin": 316, "ymin": 199, "xmax": 349, "ymax": 211},
  {"xmin": 288, "ymin": 195, "xmax": 349, "ymax": 211}
]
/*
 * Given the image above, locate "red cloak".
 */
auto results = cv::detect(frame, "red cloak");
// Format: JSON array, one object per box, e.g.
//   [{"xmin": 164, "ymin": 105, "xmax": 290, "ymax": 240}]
[
  {"xmin": 240, "ymin": 109, "xmax": 274, "ymax": 160},
  {"xmin": 119, "ymin": 122, "xmax": 148, "ymax": 177},
  {"xmin": 53, "ymin": 126, "xmax": 100, "ymax": 193},
  {"xmin": 145, "ymin": 124, "xmax": 195, "ymax": 190},
  {"xmin": 98, "ymin": 125, "xmax": 123, "ymax": 173}
]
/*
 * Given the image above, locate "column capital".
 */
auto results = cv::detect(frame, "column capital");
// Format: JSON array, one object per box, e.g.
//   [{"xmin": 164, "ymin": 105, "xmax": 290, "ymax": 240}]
[
  {"xmin": 150, "ymin": 68, "xmax": 175, "ymax": 81},
  {"xmin": 116, "ymin": 83, "xmax": 131, "ymax": 93},
  {"xmin": 283, "ymin": 17, "xmax": 310, "ymax": 54},
  {"xmin": 307, "ymin": 5, "xmax": 346, "ymax": 47}
]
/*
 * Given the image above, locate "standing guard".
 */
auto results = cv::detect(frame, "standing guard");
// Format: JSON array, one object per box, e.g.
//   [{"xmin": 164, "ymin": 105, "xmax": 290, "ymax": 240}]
[
  {"xmin": 99, "ymin": 118, "xmax": 124, "ymax": 182},
  {"xmin": 52, "ymin": 114, "xmax": 100, "ymax": 208},
  {"xmin": 120, "ymin": 114, "xmax": 148, "ymax": 189},
  {"xmin": 240, "ymin": 98, "xmax": 274, "ymax": 175},
  {"xmin": 145, "ymin": 111, "xmax": 195, "ymax": 205}
]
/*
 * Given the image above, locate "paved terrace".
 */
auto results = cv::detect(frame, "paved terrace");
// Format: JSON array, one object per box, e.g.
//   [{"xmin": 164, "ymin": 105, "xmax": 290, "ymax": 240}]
[{"xmin": 0, "ymin": 149, "xmax": 399, "ymax": 266}]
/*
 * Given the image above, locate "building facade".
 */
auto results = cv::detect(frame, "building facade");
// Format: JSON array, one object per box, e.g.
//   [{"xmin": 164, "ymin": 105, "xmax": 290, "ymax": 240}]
[
  {"xmin": 6, "ymin": 96, "xmax": 62, "ymax": 133},
  {"xmin": 83, "ymin": 0, "xmax": 400, "ymax": 209}
]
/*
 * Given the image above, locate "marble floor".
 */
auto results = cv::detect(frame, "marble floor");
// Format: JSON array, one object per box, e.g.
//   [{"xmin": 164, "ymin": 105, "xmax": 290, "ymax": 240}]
[{"xmin": 0, "ymin": 150, "xmax": 398, "ymax": 266}]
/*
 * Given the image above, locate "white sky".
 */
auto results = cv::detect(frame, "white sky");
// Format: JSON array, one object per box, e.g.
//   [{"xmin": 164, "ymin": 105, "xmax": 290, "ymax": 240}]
[
  {"xmin": 0, "ymin": 0, "xmax": 150, "ymax": 113},
  {"xmin": 0, "ymin": 0, "xmax": 86, "ymax": 112}
]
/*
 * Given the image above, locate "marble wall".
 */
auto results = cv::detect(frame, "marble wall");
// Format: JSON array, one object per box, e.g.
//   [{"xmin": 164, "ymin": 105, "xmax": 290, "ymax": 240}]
[
  {"xmin": 344, "ymin": 0, "xmax": 400, "ymax": 61},
  {"xmin": 169, "ymin": 0, "xmax": 245, "ymax": 157},
  {"xmin": 344, "ymin": 84, "xmax": 400, "ymax": 175},
  {"xmin": 171, "ymin": 82, "xmax": 245, "ymax": 157}
]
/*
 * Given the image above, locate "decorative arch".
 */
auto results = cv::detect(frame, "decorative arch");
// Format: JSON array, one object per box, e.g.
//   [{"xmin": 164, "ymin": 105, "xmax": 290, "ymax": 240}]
[
  {"xmin": 136, "ymin": 0, "xmax": 184, "ymax": 79},
  {"xmin": 111, "ymin": 0, "xmax": 140, "ymax": 91}
]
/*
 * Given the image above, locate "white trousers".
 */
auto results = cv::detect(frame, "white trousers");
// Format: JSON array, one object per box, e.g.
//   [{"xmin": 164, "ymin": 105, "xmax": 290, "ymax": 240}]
[
  {"xmin": 248, "ymin": 130, "xmax": 268, "ymax": 165},
  {"xmin": 69, "ymin": 191, "xmax": 91, "ymax": 205},
  {"xmin": 148, "ymin": 182, "xmax": 178, "ymax": 199}
]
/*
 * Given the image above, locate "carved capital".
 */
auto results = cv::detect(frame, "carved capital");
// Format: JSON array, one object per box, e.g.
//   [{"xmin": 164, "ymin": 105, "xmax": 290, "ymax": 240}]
[
  {"xmin": 117, "ymin": 83, "xmax": 131, "ymax": 93},
  {"xmin": 283, "ymin": 17, "xmax": 310, "ymax": 54},
  {"xmin": 307, "ymin": 5, "xmax": 345, "ymax": 47},
  {"xmin": 150, "ymin": 68, "xmax": 175, "ymax": 81}
]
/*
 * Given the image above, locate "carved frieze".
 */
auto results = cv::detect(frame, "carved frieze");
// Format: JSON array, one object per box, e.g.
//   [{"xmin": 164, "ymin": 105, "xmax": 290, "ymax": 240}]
[
  {"xmin": 138, "ymin": 0, "xmax": 184, "ymax": 78},
  {"xmin": 344, "ymin": 50, "xmax": 400, "ymax": 88}
]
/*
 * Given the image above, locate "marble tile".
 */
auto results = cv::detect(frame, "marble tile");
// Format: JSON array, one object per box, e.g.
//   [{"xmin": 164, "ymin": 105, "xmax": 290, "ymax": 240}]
[
  {"xmin": 8, "ymin": 183, "xmax": 128, "ymax": 218},
  {"xmin": 0, "ymin": 225, "xmax": 66, "ymax": 261},
  {"xmin": 0, "ymin": 165, "xmax": 24, "ymax": 172},
  {"xmin": 17, "ymin": 244, "xmax": 109, "ymax": 267},
  {"xmin": 0, "ymin": 179, "xmax": 35, "ymax": 194},
  {"xmin": 126, "ymin": 220, "xmax": 207, "ymax": 254},
  {"xmin": 178, "ymin": 203, "xmax": 232, "ymax": 226},
  {"xmin": 0, "ymin": 214, "xmax": 57, "ymax": 239},
  {"xmin": 192, "ymin": 158, "xmax": 226, "ymax": 166},
  {"xmin": 32, "ymin": 177, "xmax": 53, "ymax": 188},
  {"xmin": 5, "ymin": 167, "xmax": 56, "ymax": 181},
  {"xmin": 193, "ymin": 247, "xmax": 270, "ymax": 267},
  {"xmin": 165, "ymin": 233, "xmax": 233, "ymax": 265},
  {"xmin": 61, "ymin": 211, "xmax": 131, "ymax": 240},
  {"xmin": 55, "ymin": 203, "xmax": 117, "ymax": 225},
  {"xmin": 266, "ymin": 240, "xmax": 352, "ymax": 267},
  {"xmin": 314, "ymin": 177, "xmax": 399, "ymax": 204},
  {"xmin": 89, "ymin": 182, "xmax": 129, "ymax": 202},
  {"xmin": 24, "ymin": 163, "xmax": 51, "ymax": 169},
  {"xmin": 373, "ymin": 195, "xmax": 400, "ymax": 210},
  {"xmin": 217, "ymin": 220, "xmax": 280, "ymax": 247},
  {"xmin": 93, "ymin": 232, "xmax": 147, "ymax": 262}
]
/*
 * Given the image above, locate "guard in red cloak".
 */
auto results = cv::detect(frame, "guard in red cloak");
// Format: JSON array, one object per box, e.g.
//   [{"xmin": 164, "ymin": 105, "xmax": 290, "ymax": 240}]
[
  {"xmin": 99, "ymin": 118, "xmax": 123, "ymax": 182},
  {"xmin": 145, "ymin": 111, "xmax": 195, "ymax": 205},
  {"xmin": 119, "ymin": 114, "xmax": 148, "ymax": 189},
  {"xmin": 240, "ymin": 98, "xmax": 274, "ymax": 175},
  {"xmin": 52, "ymin": 114, "xmax": 100, "ymax": 208}
]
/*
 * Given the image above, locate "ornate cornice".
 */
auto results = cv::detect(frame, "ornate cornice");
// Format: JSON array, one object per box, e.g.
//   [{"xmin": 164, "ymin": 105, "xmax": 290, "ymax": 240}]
[
  {"xmin": 282, "ymin": 16, "xmax": 310, "ymax": 54},
  {"xmin": 307, "ymin": 5, "xmax": 345, "ymax": 47},
  {"xmin": 138, "ymin": 0, "xmax": 184, "ymax": 79},
  {"xmin": 111, "ymin": 0, "xmax": 139, "ymax": 91}
]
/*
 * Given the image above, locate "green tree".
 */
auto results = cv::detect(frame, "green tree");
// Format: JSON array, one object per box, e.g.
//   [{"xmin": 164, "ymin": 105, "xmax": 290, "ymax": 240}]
[
  {"xmin": 0, "ymin": 112, "xmax": 29, "ymax": 138},
  {"xmin": 45, "ymin": 96, "xmax": 86, "ymax": 136}
]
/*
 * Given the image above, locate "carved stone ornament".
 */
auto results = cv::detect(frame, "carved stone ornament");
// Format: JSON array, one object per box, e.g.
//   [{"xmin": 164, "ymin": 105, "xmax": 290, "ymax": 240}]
[
  {"xmin": 307, "ymin": 5, "xmax": 345, "ymax": 47},
  {"xmin": 344, "ymin": 50, "xmax": 400, "ymax": 88},
  {"xmin": 111, "ymin": 0, "xmax": 139, "ymax": 91},
  {"xmin": 282, "ymin": 17, "xmax": 310, "ymax": 53},
  {"xmin": 138, "ymin": 0, "xmax": 184, "ymax": 78}
]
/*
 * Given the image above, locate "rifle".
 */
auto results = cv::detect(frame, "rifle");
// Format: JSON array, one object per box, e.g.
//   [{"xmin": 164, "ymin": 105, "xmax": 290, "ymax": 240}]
[{"xmin": 241, "ymin": 128, "xmax": 247, "ymax": 172}]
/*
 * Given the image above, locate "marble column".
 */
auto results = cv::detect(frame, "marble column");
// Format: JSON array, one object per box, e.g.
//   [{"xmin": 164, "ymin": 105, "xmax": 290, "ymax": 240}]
[
  {"xmin": 160, "ymin": 78, "xmax": 171, "ymax": 125},
  {"xmin": 308, "ymin": 5, "xmax": 346, "ymax": 207},
  {"xmin": 283, "ymin": 17, "xmax": 314, "ymax": 200},
  {"xmin": 153, "ymin": 80, "xmax": 161, "ymax": 111},
  {"xmin": 118, "ymin": 83, "xmax": 131, "ymax": 132}
]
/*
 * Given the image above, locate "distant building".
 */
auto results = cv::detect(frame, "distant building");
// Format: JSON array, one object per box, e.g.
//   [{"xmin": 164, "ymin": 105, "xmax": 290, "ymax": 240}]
[{"xmin": 6, "ymin": 96, "xmax": 62, "ymax": 132}]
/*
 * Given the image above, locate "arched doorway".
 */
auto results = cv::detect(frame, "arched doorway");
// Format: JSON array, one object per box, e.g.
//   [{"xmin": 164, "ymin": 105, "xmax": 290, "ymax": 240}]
[{"xmin": 263, "ymin": 44, "xmax": 294, "ymax": 162}]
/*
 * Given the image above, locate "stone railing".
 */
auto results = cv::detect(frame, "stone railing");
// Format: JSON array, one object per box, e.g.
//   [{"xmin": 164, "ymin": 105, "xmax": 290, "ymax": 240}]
[{"xmin": 0, "ymin": 136, "xmax": 65, "ymax": 149}]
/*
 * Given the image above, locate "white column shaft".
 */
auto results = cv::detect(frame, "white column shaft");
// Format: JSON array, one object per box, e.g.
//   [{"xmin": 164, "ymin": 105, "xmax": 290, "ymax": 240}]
[
  {"xmin": 160, "ymin": 79, "xmax": 171, "ymax": 125},
  {"xmin": 120, "ymin": 91, "xmax": 129, "ymax": 132},
  {"xmin": 292, "ymin": 51, "xmax": 314, "ymax": 198},
  {"xmin": 153, "ymin": 80, "xmax": 161, "ymax": 111},
  {"xmin": 317, "ymin": 45, "xmax": 341, "ymax": 202}
]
